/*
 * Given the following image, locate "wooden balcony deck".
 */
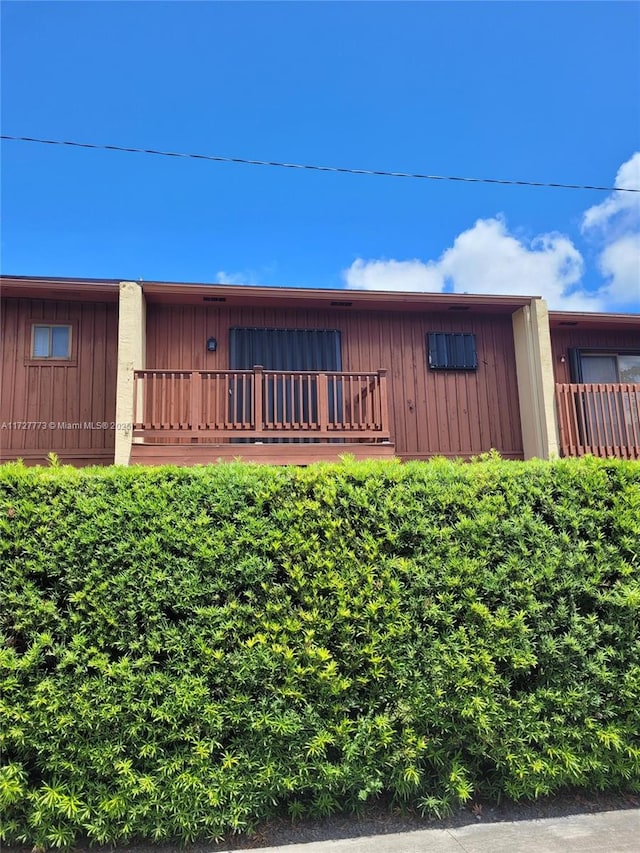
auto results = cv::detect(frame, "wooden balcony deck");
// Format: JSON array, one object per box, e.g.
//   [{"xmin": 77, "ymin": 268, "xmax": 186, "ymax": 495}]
[
  {"xmin": 130, "ymin": 367, "xmax": 394, "ymax": 465},
  {"xmin": 556, "ymin": 383, "xmax": 640, "ymax": 459}
]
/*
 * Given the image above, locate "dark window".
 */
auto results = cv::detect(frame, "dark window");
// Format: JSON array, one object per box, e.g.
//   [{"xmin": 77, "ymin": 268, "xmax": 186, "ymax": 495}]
[
  {"xmin": 228, "ymin": 327, "xmax": 343, "ymax": 443},
  {"xmin": 427, "ymin": 332, "xmax": 477, "ymax": 370},
  {"xmin": 229, "ymin": 327, "xmax": 341, "ymax": 371},
  {"xmin": 569, "ymin": 349, "xmax": 640, "ymax": 383}
]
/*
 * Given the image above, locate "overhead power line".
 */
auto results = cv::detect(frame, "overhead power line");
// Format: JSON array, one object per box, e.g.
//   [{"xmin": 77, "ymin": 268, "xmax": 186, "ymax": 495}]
[{"xmin": 1, "ymin": 134, "xmax": 638, "ymax": 193}]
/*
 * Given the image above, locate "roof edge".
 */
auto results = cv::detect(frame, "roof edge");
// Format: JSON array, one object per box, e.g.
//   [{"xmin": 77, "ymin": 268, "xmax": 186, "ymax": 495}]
[
  {"xmin": 1, "ymin": 275, "xmax": 537, "ymax": 310},
  {"xmin": 550, "ymin": 309, "xmax": 640, "ymax": 326},
  {"xmin": 140, "ymin": 280, "xmax": 536, "ymax": 308},
  {"xmin": 1, "ymin": 274, "xmax": 120, "ymax": 286}
]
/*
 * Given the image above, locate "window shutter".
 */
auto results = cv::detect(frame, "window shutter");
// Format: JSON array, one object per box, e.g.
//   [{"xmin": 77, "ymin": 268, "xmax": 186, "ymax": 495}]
[
  {"xmin": 229, "ymin": 328, "xmax": 342, "ymax": 371},
  {"xmin": 427, "ymin": 333, "xmax": 478, "ymax": 370}
]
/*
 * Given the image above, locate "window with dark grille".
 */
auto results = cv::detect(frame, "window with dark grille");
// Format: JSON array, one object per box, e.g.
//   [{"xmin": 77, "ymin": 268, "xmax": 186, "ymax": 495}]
[
  {"xmin": 427, "ymin": 332, "xmax": 478, "ymax": 370},
  {"xmin": 228, "ymin": 327, "xmax": 343, "ymax": 443},
  {"xmin": 229, "ymin": 327, "xmax": 342, "ymax": 371}
]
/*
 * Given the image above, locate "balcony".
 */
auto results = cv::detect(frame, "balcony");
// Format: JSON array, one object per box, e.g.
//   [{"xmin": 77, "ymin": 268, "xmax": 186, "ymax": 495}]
[
  {"xmin": 131, "ymin": 368, "xmax": 393, "ymax": 464},
  {"xmin": 555, "ymin": 383, "xmax": 640, "ymax": 459}
]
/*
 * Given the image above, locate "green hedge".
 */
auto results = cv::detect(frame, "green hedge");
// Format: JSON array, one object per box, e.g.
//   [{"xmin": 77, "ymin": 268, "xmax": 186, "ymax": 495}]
[{"xmin": 1, "ymin": 456, "xmax": 639, "ymax": 846}]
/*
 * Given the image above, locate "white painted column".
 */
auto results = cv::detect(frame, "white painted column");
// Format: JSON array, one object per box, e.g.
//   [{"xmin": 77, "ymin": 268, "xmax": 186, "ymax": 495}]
[
  {"xmin": 114, "ymin": 281, "xmax": 146, "ymax": 465},
  {"xmin": 512, "ymin": 299, "xmax": 559, "ymax": 460}
]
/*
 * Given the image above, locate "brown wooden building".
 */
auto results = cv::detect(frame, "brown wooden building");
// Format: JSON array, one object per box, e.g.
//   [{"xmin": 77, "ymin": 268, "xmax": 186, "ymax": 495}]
[
  {"xmin": 1, "ymin": 275, "xmax": 638, "ymax": 465},
  {"xmin": 1, "ymin": 277, "xmax": 119, "ymax": 466},
  {"xmin": 550, "ymin": 311, "xmax": 640, "ymax": 458}
]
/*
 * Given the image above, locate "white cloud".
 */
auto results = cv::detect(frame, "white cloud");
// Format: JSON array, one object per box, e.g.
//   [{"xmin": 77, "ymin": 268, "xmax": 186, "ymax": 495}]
[
  {"xmin": 344, "ymin": 258, "xmax": 443, "ymax": 292},
  {"xmin": 215, "ymin": 270, "xmax": 250, "ymax": 285},
  {"xmin": 344, "ymin": 216, "xmax": 602, "ymax": 311},
  {"xmin": 343, "ymin": 154, "xmax": 640, "ymax": 312},
  {"xmin": 581, "ymin": 152, "xmax": 640, "ymax": 308},
  {"xmin": 437, "ymin": 218, "xmax": 589, "ymax": 306},
  {"xmin": 215, "ymin": 266, "xmax": 277, "ymax": 287},
  {"xmin": 598, "ymin": 233, "xmax": 640, "ymax": 306},
  {"xmin": 582, "ymin": 152, "xmax": 640, "ymax": 233}
]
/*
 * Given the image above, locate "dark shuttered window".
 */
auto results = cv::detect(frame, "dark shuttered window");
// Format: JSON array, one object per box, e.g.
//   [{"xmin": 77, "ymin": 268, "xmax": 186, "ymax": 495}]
[
  {"xmin": 230, "ymin": 327, "xmax": 342, "ymax": 371},
  {"xmin": 228, "ymin": 328, "xmax": 343, "ymax": 443},
  {"xmin": 427, "ymin": 332, "xmax": 478, "ymax": 370}
]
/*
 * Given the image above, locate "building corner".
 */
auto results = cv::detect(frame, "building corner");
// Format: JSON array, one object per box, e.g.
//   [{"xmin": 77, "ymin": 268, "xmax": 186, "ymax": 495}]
[
  {"xmin": 512, "ymin": 299, "xmax": 559, "ymax": 460},
  {"xmin": 114, "ymin": 281, "xmax": 146, "ymax": 465}
]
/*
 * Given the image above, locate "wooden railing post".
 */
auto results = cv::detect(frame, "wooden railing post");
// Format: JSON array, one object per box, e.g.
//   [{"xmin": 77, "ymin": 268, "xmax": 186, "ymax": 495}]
[
  {"xmin": 317, "ymin": 373, "xmax": 329, "ymax": 433},
  {"xmin": 378, "ymin": 369, "xmax": 390, "ymax": 439},
  {"xmin": 133, "ymin": 372, "xmax": 140, "ymax": 427},
  {"xmin": 135, "ymin": 370, "xmax": 145, "ymax": 429},
  {"xmin": 615, "ymin": 386, "xmax": 627, "ymax": 454},
  {"xmin": 627, "ymin": 384, "xmax": 640, "ymax": 452},
  {"xmin": 190, "ymin": 371, "xmax": 202, "ymax": 440},
  {"xmin": 253, "ymin": 365, "xmax": 264, "ymax": 437},
  {"xmin": 555, "ymin": 384, "xmax": 569, "ymax": 457}
]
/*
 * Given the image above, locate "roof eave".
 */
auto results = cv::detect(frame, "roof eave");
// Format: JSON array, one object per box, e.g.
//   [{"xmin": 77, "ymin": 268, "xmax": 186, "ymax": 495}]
[
  {"xmin": 141, "ymin": 281, "xmax": 536, "ymax": 312},
  {"xmin": 1, "ymin": 275, "xmax": 120, "ymax": 301},
  {"xmin": 549, "ymin": 309, "xmax": 640, "ymax": 330}
]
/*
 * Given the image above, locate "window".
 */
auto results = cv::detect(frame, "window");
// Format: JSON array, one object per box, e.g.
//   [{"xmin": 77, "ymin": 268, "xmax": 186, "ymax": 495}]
[
  {"xmin": 228, "ymin": 327, "xmax": 343, "ymax": 442},
  {"xmin": 619, "ymin": 355, "xmax": 640, "ymax": 384},
  {"xmin": 31, "ymin": 324, "xmax": 72, "ymax": 360},
  {"xmin": 580, "ymin": 355, "xmax": 618, "ymax": 383},
  {"xmin": 229, "ymin": 327, "xmax": 342, "ymax": 371},
  {"xmin": 427, "ymin": 332, "xmax": 477, "ymax": 370},
  {"xmin": 570, "ymin": 350, "xmax": 640, "ymax": 384}
]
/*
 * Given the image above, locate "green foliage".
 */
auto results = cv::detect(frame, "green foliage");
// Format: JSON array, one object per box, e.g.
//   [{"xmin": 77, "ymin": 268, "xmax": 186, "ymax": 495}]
[{"xmin": 1, "ymin": 456, "xmax": 639, "ymax": 846}]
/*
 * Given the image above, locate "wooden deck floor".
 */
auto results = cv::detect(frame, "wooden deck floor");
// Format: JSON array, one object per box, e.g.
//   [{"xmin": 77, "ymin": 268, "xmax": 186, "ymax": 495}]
[{"xmin": 129, "ymin": 441, "xmax": 396, "ymax": 466}]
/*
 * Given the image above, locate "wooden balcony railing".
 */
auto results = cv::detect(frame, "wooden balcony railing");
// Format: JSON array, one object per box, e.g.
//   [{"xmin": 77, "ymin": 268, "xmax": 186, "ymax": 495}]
[
  {"xmin": 133, "ymin": 367, "xmax": 391, "ymax": 442},
  {"xmin": 556, "ymin": 383, "xmax": 640, "ymax": 459}
]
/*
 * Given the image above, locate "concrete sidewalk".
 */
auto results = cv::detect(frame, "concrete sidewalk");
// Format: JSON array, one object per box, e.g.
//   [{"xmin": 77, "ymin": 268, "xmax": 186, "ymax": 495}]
[{"xmin": 223, "ymin": 808, "xmax": 640, "ymax": 853}]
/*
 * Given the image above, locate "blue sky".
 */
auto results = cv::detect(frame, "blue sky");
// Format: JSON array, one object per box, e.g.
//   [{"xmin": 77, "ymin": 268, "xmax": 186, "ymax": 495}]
[{"xmin": 2, "ymin": 1, "xmax": 639, "ymax": 311}]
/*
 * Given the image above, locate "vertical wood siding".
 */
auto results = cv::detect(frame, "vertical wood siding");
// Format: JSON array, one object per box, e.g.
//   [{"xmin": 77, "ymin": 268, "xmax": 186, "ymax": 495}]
[
  {"xmin": 552, "ymin": 328, "xmax": 640, "ymax": 383},
  {"xmin": 146, "ymin": 304, "xmax": 524, "ymax": 458},
  {"xmin": 0, "ymin": 298, "xmax": 118, "ymax": 464}
]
